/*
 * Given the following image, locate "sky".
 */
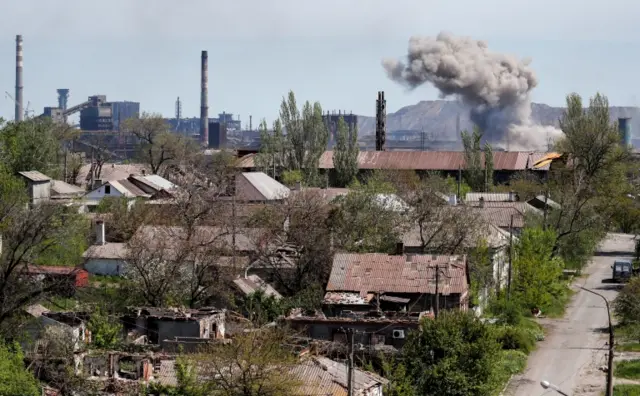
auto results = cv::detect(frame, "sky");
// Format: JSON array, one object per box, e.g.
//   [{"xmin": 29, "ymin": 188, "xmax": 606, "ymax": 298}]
[{"xmin": 0, "ymin": 0, "xmax": 638, "ymax": 125}]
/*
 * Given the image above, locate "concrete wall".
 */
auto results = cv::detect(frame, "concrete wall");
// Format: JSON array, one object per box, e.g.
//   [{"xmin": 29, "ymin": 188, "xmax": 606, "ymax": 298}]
[
  {"xmin": 30, "ymin": 180, "xmax": 51, "ymax": 205},
  {"xmin": 298, "ymin": 321, "xmax": 417, "ymax": 348},
  {"xmin": 155, "ymin": 320, "xmax": 201, "ymax": 345},
  {"xmin": 85, "ymin": 258, "xmax": 126, "ymax": 275}
]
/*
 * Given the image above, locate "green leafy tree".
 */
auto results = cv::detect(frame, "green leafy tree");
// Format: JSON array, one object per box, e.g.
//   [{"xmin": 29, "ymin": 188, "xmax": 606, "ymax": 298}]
[
  {"xmin": 329, "ymin": 175, "xmax": 407, "ymax": 253},
  {"xmin": 0, "ymin": 342, "xmax": 40, "ymax": 396},
  {"xmin": 280, "ymin": 170, "xmax": 303, "ymax": 188},
  {"xmin": 333, "ymin": 116, "xmax": 359, "ymax": 187},
  {"xmin": 549, "ymin": 93, "xmax": 631, "ymax": 268},
  {"xmin": 255, "ymin": 91, "xmax": 329, "ymax": 185},
  {"xmin": 614, "ymin": 277, "xmax": 640, "ymax": 326},
  {"xmin": 483, "ymin": 142, "xmax": 494, "ymax": 191},
  {"xmin": 511, "ymin": 227, "xmax": 564, "ymax": 310},
  {"xmin": 242, "ymin": 290, "xmax": 284, "ymax": 327},
  {"xmin": 88, "ymin": 309, "xmax": 122, "ymax": 349},
  {"xmin": 461, "ymin": 126, "xmax": 489, "ymax": 191},
  {"xmin": 403, "ymin": 310, "xmax": 501, "ymax": 396},
  {"xmin": 468, "ymin": 238, "xmax": 494, "ymax": 306}
]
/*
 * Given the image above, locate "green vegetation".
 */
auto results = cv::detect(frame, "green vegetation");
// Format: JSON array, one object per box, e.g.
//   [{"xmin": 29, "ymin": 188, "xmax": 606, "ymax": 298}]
[
  {"xmin": 616, "ymin": 360, "xmax": 640, "ymax": 380},
  {"xmin": 333, "ymin": 116, "xmax": 359, "ymax": 187},
  {"xmin": 87, "ymin": 309, "xmax": 122, "ymax": 349},
  {"xmin": 403, "ymin": 310, "xmax": 501, "ymax": 396},
  {"xmin": 0, "ymin": 342, "xmax": 40, "ymax": 396},
  {"xmin": 614, "ymin": 384, "xmax": 640, "ymax": 395},
  {"xmin": 461, "ymin": 126, "xmax": 493, "ymax": 192}
]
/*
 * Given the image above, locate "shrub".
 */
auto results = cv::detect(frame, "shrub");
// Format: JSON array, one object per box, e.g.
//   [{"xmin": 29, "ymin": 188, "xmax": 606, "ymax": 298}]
[
  {"xmin": 494, "ymin": 326, "xmax": 536, "ymax": 354},
  {"xmin": 614, "ymin": 278, "xmax": 640, "ymax": 325}
]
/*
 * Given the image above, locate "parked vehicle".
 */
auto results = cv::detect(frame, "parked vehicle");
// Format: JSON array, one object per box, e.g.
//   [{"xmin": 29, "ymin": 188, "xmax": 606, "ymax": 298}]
[{"xmin": 612, "ymin": 260, "xmax": 634, "ymax": 282}]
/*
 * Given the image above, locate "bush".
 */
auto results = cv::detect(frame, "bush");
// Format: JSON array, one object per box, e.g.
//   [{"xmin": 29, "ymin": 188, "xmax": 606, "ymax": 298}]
[
  {"xmin": 494, "ymin": 326, "xmax": 536, "ymax": 354},
  {"xmin": 488, "ymin": 298, "xmax": 524, "ymax": 326},
  {"xmin": 615, "ymin": 359, "xmax": 640, "ymax": 380},
  {"xmin": 614, "ymin": 278, "xmax": 640, "ymax": 325}
]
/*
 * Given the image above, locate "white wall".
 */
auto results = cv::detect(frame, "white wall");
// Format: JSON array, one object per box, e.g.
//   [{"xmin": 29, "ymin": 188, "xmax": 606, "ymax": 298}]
[
  {"xmin": 85, "ymin": 258, "xmax": 127, "ymax": 276},
  {"xmin": 85, "ymin": 183, "xmax": 125, "ymax": 200}
]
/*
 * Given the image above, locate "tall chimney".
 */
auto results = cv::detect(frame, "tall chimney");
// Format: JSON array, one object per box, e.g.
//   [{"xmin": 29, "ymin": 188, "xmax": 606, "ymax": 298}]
[
  {"xmin": 15, "ymin": 35, "xmax": 23, "ymax": 122},
  {"xmin": 375, "ymin": 91, "xmax": 386, "ymax": 151},
  {"xmin": 95, "ymin": 220, "xmax": 106, "ymax": 246},
  {"xmin": 200, "ymin": 50, "xmax": 209, "ymax": 146}
]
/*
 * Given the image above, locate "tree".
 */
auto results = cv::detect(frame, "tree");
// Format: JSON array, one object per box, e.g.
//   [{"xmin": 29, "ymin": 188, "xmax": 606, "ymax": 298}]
[
  {"xmin": 121, "ymin": 113, "xmax": 197, "ymax": 175},
  {"xmin": 400, "ymin": 175, "xmax": 483, "ymax": 254},
  {"xmin": 88, "ymin": 309, "xmax": 122, "ymax": 349},
  {"xmin": 0, "ymin": 118, "xmax": 69, "ymax": 177},
  {"xmin": 255, "ymin": 91, "xmax": 329, "ymax": 185},
  {"xmin": 548, "ymin": 93, "xmax": 631, "ymax": 268},
  {"xmin": 0, "ymin": 342, "xmax": 40, "ymax": 396},
  {"xmin": 614, "ymin": 277, "xmax": 640, "ymax": 326},
  {"xmin": 178, "ymin": 329, "xmax": 301, "ymax": 395},
  {"xmin": 461, "ymin": 126, "xmax": 489, "ymax": 191},
  {"xmin": 511, "ymin": 227, "xmax": 564, "ymax": 310},
  {"xmin": 329, "ymin": 176, "xmax": 407, "ymax": 253},
  {"xmin": 468, "ymin": 238, "xmax": 495, "ymax": 305},
  {"xmin": 483, "ymin": 142, "xmax": 494, "ymax": 191},
  {"xmin": 333, "ymin": 116, "xmax": 359, "ymax": 187},
  {"xmin": 0, "ymin": 168, "xmax": 88, "ymax": 327},
  {"xmin": 403, "ymin": 310, "xmax": 501, "ymax": 396},
  {"xmin": 249, "ymin": 189, "xmax": 332, "ymax": 295},
  {"xmin": 84, "ymin": 133, "xmax": 115, "ymax": 181}
]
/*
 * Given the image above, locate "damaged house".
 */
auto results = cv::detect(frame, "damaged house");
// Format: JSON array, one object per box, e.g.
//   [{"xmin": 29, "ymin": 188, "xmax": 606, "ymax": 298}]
[{"xmin": 122, "ymin": 307, "xmax": 226, "ymax": 351}]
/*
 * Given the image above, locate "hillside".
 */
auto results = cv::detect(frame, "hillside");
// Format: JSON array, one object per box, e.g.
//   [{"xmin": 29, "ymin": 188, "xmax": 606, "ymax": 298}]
[{"xmin": 356, "ymin": 100, "xmax": 640, "ymax": 140}]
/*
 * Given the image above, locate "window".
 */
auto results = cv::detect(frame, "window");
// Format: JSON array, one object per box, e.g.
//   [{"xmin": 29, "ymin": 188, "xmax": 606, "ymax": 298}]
[{"xmin": 104, "ymin": 185, "xmax": 111, "ymax": 194}]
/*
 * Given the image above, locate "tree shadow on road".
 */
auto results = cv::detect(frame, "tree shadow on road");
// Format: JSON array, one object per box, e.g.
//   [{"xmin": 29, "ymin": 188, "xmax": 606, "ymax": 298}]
[{"xmin": 595, "ymin": 284, "xmax": 624, "ymax": 291}]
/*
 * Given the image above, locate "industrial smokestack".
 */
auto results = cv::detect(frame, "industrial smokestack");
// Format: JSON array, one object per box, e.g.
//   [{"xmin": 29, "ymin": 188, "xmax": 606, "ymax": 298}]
[
  {"xmin": 618, "ymin": 117, "xmax": 632, "ymax": 147},
  {"xmin": 375, "ymin": 91, "xmax": 386, "ymax": 151},
  {"xmin": 15, "ymin": 35, "xmax": 23, "ymax": 122},
  {"xmin": 200, "ymin": 50, "xmax": 209, "ymax": 146}
]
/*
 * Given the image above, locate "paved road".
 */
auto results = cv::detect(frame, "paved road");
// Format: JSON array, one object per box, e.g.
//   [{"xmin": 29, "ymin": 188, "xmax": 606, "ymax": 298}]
[{"xmin": 506, "ymin": 233, "xmax": 636, "ymax": 396}]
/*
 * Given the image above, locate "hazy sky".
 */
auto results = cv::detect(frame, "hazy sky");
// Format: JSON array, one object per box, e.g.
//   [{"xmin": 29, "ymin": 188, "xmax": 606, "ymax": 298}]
[{"xmin": 0, "ymin": 0, "xmax": 638, "ymax": 125}]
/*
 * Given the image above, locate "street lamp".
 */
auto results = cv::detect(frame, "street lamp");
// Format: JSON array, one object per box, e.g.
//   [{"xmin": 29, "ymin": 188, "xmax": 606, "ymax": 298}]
[
  {"xmin": 576, "ymin": 285, "xmax": 614, "ymax": 396},
  {"xmin": 540, "ymin": 380, "xmax": 569, "ymax": 396}
]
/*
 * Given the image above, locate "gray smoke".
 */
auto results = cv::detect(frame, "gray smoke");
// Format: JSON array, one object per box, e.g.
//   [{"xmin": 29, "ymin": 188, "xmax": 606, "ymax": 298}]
[{"xmin": 382, "ymin": 32, "xmax": 562, "ymax": 150}]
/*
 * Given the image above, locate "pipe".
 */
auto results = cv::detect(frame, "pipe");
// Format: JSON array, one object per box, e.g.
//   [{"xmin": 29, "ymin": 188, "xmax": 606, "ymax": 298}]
[
  {"xmin": 15, "ymin": 35, "xmax": 23, "ymax": 122},
  {"xmin": 200, "ymin": 50, "xmax": 209, "ymax": 146}
]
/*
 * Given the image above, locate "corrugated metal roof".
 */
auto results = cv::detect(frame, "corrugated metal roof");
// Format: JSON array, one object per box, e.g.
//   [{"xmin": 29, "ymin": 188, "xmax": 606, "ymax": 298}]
[
  {"xmin": 241, "ymin": 172, "xmax": 290, "ymax": 200},
  {"xmin": 237, "ymin": 151, "xmax": 552, "ymax": 171},
  {"xmin": 82, "ymin": 243, "xmax": 127, "ymax": 259},
  {"xmin": 18, "ymin": 170, "xmax": 51, "ymax": 182},
  {"xmin": 292, "ymin": 357, "xmax": 387, "ymax": 395},
  {"xmin": 475, "ymin": 206, "xmax": 526, "ymax": 229},
  {"xmin": 110, "ymin": 179, "xmax": 150, "ymax": 198},
  {"xmin": 401, "ymin": 222, "xmax": 511, "ymax": 249},
  {"xmin": 327, "ymin": 253, "xmax": 468, "ymax": 295},
  {"xmin": 25, "ymin": 265, "xmax": 86, "ymax": 275},
  {"xmin": 465, "ymin": 193, "xmax": 514, "ymax": 202},
  {"xmin": 143, "ymin": 174, "xmax": 177, "ymax": 190}
]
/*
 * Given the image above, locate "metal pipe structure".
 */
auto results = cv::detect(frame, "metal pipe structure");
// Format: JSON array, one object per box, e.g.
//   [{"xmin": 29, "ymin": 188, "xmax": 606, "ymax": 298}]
[
  {"xmin": 15, "ymin": 35, "xmax": 23, "ymax": 122},
  {"xmin": 200, "ymin": 50, "xmax": 209, "ymax": 146}
]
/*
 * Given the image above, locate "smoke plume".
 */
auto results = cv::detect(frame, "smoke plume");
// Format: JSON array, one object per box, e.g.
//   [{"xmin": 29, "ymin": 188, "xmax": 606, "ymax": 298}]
[{"xmin": 382, "ymin": 32, "xmax": 562, "ymax": 150}]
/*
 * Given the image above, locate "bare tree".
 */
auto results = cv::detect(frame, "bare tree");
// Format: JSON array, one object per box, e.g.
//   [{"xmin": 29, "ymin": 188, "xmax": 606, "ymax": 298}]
[
  {"xmin": 249, "ymin": 189, "xmax": 333, "ymax": 295},
  {"xmin": 121, "ymin": 112, "xmax": 197, "ymax": 175}
]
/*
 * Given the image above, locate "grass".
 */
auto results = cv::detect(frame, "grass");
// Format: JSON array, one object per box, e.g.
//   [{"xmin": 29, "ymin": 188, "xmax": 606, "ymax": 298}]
[
  {"xmin": 615, "ymin": 360, "xmax": 640, "ymax": 380},
  {"xmin": 614, "ymin": 384, "xmax": 640, "ymax": 395},
  {"xmin": 618, "ymin": 343, "xmax": 640, "ymax": 352},
  {"xmin": 492, "ymin": 350, "xmax": 528, "ymax": 395}
]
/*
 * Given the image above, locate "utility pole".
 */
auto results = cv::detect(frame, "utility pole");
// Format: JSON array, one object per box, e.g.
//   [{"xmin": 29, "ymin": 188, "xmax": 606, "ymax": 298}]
[
  {"xmin": 340, "ymin": 327, "xmax": 355, "ymax": 396},
  {"xmin": 507, "ymin": 215, "xmax": 514, "ymax": 300},
  {"xmin": 543, "ymin": 191, "xmax": 549, "ymax": 230},
  {"xmin": 435, "ymin": 266, "xmax": 440, "ymax": 319}
]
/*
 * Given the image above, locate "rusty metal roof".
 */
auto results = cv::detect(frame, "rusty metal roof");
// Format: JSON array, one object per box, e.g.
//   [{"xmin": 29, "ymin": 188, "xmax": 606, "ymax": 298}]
[
  {"xmin": 327, "ymin": 253, "xmax": 468, "ymax": 295},
  {"xmin": 237, "ymin": 151, "xmax": 552, "ymax": 171}
]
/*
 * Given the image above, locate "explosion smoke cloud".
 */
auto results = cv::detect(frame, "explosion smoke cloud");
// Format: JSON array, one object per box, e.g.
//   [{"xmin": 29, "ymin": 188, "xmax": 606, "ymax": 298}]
[{"xmin": 382, "ymin": 31, "xmax": 562, "ymax": 150}]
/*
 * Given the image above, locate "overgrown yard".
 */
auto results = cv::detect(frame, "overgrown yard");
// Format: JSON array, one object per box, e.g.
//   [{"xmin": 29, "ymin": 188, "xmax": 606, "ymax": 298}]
[
  {"xmin": 614, "ymin": 384, "xmax": 640, "ymax": 395},
  {"xmin": 615, "ymin": 360, "xmax": 640, "ymax": 380}
]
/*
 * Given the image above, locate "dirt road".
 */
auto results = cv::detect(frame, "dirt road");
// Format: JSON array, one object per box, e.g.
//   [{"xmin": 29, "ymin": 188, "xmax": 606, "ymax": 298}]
[{"xmin": 505, "ymin": 233, "xmax": 636, "ymax": 396}]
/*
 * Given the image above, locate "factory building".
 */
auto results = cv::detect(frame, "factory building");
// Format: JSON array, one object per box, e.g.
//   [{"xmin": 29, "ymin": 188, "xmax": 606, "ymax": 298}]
[
  {"xmin": 111, "ymin": 101, "xmax": 140, "ymax": 131},
  {"xmin": 208, "ymin": 122, "xmax": 227, "ymax": 149},
  {"xmin": 323, "ymin": 111, "xmax": 358, "ymax": 147}
]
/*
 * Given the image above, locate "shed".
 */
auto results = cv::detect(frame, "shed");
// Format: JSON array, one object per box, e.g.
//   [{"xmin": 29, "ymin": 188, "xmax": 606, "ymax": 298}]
[{"xmin": 18, "ymin": 170, "xmax": 52, "ymax": 205}]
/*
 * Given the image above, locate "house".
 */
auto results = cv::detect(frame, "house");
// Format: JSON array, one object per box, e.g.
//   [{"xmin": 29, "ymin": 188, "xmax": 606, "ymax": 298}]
[
  {"xmin": 18, "ymin": 171, "xmax": 52, "ymax": 205},
  {"xmin": 122, "ymin": 307, "xmax": 226, "ymax": 349},
  {"xmin": 284, "ymin": 309, "xmax": 425, "ymax": 349},
  {"xmin": 293, "ymin": 356, "xmax": 388, "ymax": 395},
  {"xmin": 50, "ymin": 180, "xmax": 85, "ymax": 201},
  {"xmin": 82, "ymin": 221, "xmax": 127, "ymax": 275},
  {"xmin": 84, "ymin": 179, "xmax": 151, "ymax": 201},
  {"xmin": 127, "ymin": 173, "xmax": 178, "ymax": 196},
  {"xmin": 235, "ymin": 172, "xmax": 290, "ymax": 202},
  {"xmin": 465, "ymin": 192, "xmax": 519, "ymax": 203},
  {"xmin": 23, "ymin": 306, "xmax": 91, "ymax": 352},
  {"xmin": 324, "ymin": 252, "xmax": 469, "ymax": 316},
  {"xmin": 78, "ymin": 162, "xmax": 149, "ymax": 189},
  {"xmin": 23, "ymin": 265, "xmax": 89, "ymax": 297}
]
